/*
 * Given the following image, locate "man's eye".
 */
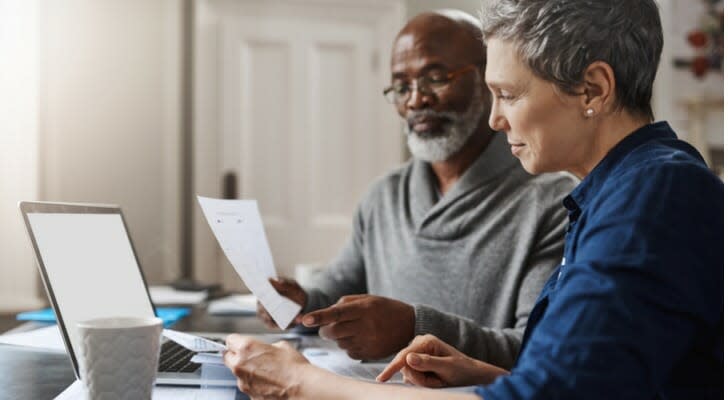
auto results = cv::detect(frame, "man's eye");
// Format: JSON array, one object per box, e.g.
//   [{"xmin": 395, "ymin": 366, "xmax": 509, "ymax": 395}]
[
  {"xmin": 426, "ymin": 75, "xmax": 448, "ymax": 84},
  {"xmin": 393, "ymin": 84, "xmax": 410, "ymax": 94}
]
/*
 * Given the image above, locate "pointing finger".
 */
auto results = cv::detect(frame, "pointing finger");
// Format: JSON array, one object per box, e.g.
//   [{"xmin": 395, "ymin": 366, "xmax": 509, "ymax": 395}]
[
  {"xmin": 376, "ymin": 348, "xmax": 409, "ymax": 382},
  {"xmin": 302, "ymin": 302, "xmax": 360, "ymax": 327}
]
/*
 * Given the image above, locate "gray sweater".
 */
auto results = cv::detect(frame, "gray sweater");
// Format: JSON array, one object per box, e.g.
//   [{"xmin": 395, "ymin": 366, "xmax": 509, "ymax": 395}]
[{"xmin": 303, "ymin": 134, "xmax": 578, "ymax": 369}]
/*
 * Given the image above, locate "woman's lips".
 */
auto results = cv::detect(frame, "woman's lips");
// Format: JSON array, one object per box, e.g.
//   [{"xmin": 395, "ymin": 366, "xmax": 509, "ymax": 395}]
[{"xmin": 510, "ymin": 143, "xmax": 525, "ymax": 155}]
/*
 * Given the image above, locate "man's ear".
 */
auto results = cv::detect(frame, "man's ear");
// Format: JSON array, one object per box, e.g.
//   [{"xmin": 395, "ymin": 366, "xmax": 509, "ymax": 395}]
[{"xmin": 579, "ymin": 61, "xmax": 616, "ymax": 117}]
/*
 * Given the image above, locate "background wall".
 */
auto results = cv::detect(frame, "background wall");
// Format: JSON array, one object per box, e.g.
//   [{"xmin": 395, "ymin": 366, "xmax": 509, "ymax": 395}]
[
  {"xmin": 0, "ymin": 0, "xmax": 43, "ymax": 311},
  {"xmin": 657, "ymin": 0, "xmax": 723, "ymax": 150},
  {"xmin": 39, "ymin": 0, "xmax": 183, "ymax": 286},
  {"xmin": 0, "ymin": 0, "xmax": 183, "ymax": 312},
  {"xmin": 406, "ymin": 0, "xmax": 481, "ymax": 17}
]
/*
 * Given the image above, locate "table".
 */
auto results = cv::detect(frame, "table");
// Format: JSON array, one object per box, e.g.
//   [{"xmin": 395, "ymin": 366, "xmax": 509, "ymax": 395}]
[{"xmin": 0, "ymin": 306, "xmax": 280, "ymax": 400}]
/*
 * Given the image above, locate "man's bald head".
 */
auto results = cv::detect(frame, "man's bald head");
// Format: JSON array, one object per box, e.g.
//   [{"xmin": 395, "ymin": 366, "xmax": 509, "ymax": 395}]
[
  {"xmin": 393, "ymin": 10, "xmax": 486, "ymax": 70},
  {"xmin": 388, "ymin": 10, "xmax": 491, "ymax": 163}
]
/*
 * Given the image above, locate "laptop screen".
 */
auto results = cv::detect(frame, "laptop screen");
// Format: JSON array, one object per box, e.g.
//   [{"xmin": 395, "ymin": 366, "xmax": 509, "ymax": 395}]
[{"xmin": 24, "ymin": 209, "xmax": 155, "ymax": 375}]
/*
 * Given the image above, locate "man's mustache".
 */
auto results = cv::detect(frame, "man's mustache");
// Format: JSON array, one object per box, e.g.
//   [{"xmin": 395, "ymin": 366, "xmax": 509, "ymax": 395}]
[{"xmin": 406, "ymin": 110, "xmax": 455, "ymax": 128}]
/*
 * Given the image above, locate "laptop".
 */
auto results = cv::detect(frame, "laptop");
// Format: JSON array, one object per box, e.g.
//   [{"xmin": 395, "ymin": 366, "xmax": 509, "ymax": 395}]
[{"xmin": 18, "ymin": 201, "xmax": 274, "ymax": 387}]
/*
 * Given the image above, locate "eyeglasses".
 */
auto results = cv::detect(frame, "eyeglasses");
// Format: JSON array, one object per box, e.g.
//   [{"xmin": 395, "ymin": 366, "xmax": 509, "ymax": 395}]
[{"xmin": 382, "ymin": 65, "xmax": 477, "ymax": 104}]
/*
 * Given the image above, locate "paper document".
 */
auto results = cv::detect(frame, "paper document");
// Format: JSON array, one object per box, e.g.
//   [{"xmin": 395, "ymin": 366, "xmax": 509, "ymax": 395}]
[
  {"xmin": 197, "ymin": 196, "xmax": 301, "ymax": 329},
  {"xmin": 0, "ymin": 325, "xmax": 65, "ymax": 353},
  {"xmin": 191, "ymin": 352, "xmax": 225, "ymax": 365},
  {"xmin": 302, "ymin": 348, "xmax": 404, "ymax": 383},
  {"xmin": 207, "ymin": 294, "xmax": 257, "ymax": 315},
  {"xmin": 162, "ymin": 329, "xmax": 226, "ymax": 353},
  {"xmin": 149, "ymin": 285, "xmax": 208, "ymax": 305},
  {"xmin": 190, "ymin": 346, "xmax": 398, "ymax": 383}
]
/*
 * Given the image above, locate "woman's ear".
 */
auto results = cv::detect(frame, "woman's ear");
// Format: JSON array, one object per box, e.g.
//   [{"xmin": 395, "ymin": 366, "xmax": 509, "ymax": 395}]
[{"xmin": 580, "ymin": 61, "xmax": 616, "ymax": 118}]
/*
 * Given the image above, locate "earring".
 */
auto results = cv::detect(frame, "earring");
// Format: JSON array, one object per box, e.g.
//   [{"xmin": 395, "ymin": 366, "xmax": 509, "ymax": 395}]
[{"xmin": 585, "ymin": 108, "xmax": 595, "ymax": 118}]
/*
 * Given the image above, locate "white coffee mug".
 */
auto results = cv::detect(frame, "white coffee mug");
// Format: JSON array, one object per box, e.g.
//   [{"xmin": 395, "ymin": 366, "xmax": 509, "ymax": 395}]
[{"xmin": 77, "ymin": 317, "xmax": 163, "ymax": 400}]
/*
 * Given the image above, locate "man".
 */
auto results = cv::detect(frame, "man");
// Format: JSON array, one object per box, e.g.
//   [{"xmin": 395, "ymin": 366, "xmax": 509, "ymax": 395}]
[{"xmin": 257, "ymin": 10, "xmax": 577, "ymax": 369}]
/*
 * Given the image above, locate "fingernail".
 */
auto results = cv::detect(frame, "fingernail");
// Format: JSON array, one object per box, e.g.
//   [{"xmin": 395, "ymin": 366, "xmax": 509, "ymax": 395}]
[
  {"xmin": 408, "ymin": 354, "xmax": 420, "ymax": 366},
  {"xmin": 303, "ymin": 316, "xmax": 315, "ymax": 325}
]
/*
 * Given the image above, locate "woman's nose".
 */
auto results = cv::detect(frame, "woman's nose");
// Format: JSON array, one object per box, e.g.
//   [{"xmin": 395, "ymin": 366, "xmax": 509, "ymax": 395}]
[{"xmin": 488, "ymin": 101, "xmax": 508, "ymax": 132}]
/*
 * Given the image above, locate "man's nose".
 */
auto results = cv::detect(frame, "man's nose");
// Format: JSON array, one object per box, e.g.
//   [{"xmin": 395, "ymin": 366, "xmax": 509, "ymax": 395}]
[{"xmin": 405, "ymin": 86, "xmax": 433, "ymax": 110}]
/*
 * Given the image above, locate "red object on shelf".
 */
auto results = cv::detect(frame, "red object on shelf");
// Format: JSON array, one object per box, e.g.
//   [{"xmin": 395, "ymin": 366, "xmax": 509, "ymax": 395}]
[
  {"xmin": 691, "ymin": 56, "xmax": 710, "ymax": 77},
  {"xmin": 687, "ymin": 30, "xmax": 709, "ymax": 48}
]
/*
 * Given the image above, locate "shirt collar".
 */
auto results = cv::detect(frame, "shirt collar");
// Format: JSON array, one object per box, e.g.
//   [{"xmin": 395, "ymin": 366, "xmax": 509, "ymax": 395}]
[
  {"xmin": 564, "ymin": 121, "xmax": 676, "ymax": 213},
  {"xmin": 410, "ymin": 133, "xmax": 519, "ymax": 226}
]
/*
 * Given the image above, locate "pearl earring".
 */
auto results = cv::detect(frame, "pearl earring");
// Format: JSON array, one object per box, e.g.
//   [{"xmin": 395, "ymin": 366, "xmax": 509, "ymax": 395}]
[{"xmin": 585, "ymin": 108, "xmax": 595, "ymax": 118}]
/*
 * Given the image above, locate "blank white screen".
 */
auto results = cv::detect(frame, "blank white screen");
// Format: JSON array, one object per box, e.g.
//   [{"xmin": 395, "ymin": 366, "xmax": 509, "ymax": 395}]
[{"xmin": 27, "ymin": 213, "xmax": 155, "ymax": 361}]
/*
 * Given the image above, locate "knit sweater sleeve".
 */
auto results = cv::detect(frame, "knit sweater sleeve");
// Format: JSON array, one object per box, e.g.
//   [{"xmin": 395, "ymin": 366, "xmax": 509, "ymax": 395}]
[
  {"xmin": 413, "ymin": 305, "xmax": 524, "ymax": 370},
  {"xmin": 413, "ymin": 175, "xmax": 571, "ymax": 370},
  {"xmin": 301, "ymin": 202, "xmax": 368, "ymax": 313}
]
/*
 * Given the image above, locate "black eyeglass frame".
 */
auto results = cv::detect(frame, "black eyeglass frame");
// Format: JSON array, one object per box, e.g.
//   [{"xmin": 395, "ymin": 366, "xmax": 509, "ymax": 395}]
[{"xmin": 382, "ymin": 64, "xmax": 478, "ymax": 104}]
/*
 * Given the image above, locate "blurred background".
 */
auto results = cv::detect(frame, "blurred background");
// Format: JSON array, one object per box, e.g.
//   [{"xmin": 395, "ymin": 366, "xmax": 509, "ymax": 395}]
[{"xmin": 0, "ymin": 0, "xmax": 723, "ymax": 312}]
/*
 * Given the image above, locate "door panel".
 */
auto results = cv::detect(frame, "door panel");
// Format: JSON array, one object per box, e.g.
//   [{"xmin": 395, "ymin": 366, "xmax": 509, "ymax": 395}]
[{"xmin": 194, "ymin": 0, "xmax": 404, "ymax": 290}]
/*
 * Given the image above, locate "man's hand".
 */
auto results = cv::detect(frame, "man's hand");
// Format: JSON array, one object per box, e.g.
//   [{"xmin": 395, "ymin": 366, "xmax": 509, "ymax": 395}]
[
  {"xmin": 301, "ymin": 294, "xmax": 414, "ymax": 360},
  {"xmin": 376, "ymin": 334, "xmax": 509, "ymax": 388},
  {"xmin": 257, "ymin": 277, "xmax": 307, "ymax": 329},
  {"xmin": 224, "ymin": 334, "xmax": 312, "ymax": 398}
]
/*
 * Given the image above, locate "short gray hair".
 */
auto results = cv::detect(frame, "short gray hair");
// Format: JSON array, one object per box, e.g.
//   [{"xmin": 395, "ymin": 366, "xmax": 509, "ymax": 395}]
[{"xmin": 480, "ymin": 0, "xmax": 663, "ymax": 120}]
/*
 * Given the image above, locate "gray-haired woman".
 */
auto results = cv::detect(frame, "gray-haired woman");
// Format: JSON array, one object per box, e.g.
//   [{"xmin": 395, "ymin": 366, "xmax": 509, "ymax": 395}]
[{"xmin": 221, "ymin": 1, "xmax": 722, "ymax": 399}]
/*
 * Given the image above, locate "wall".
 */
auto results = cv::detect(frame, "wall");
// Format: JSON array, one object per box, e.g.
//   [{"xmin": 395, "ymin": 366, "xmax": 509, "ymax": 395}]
[
  {"xmin": 406, "ymin": 0, "xmax": 482, "ymax": 17},
  {"xmin": 656, "ymin": 0, "xmax": 723, "ymax": 145},
  {"xmin": 0, "ymin": 0, "xmax": 184, "ymax": 311},
  {"xmin": 0, "ymin": 0, "xmax": 44, "ymax": 311},
  {"xmin": 39, "ymin": 0, "xmax": 184, "ymax": 285}
]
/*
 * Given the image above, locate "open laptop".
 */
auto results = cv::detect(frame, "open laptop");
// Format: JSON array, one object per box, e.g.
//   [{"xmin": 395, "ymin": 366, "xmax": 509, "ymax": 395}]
[{"xmin": 18, "ymin": 201, "xmax": 249, "ymax": 386}]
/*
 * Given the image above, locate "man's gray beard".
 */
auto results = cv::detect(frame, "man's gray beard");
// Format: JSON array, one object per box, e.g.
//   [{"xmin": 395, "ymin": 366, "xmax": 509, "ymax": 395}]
[{"xmin": 403, "ymin": 89, "xmax": 486, "ymax": 162}]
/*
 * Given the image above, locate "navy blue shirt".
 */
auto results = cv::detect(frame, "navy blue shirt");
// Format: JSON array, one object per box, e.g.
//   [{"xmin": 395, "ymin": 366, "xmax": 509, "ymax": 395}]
[{"xmin": 476, "ymin": 122, "xmax": 723, "ymax": 399}]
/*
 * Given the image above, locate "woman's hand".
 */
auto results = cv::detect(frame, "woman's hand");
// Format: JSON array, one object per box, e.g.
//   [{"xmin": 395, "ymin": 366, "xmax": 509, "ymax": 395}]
[
  {"xmin": 223, "ymin": 334, "xmax": 311, "ymax": 399},
  {"xmin": 376, "ymin": 334, "xmax": 509, "ymax": 388}
]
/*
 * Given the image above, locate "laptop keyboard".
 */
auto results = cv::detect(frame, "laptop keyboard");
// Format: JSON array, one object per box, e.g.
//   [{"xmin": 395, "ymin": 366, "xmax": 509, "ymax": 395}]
[{"xmin": 158, "ymin": 337, "xmax": 224, "ymax": 373}]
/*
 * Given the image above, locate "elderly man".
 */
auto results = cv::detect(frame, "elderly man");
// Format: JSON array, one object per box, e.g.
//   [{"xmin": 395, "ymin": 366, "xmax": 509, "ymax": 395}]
[{"xmin": 257, "ymin": 10, "xmax": 576, "ymax": 368}]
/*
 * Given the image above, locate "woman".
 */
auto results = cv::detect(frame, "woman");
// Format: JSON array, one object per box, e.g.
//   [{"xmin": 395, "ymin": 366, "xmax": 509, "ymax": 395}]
[{"xmin": 223, "ymin": 0, "xmax": 723, "ymax": 398}]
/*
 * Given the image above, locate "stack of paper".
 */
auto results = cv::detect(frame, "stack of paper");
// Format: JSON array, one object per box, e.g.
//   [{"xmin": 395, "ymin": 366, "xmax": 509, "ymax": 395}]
[
  {"xmin": 0, "ymin": 325, "xmax": 65, "ymax": 352},
  {"xmin": 207, "ymin": 294, "xmax": 257, "ymax": 315},
  {"xmin": 148, "ymin": 286, "xmax": 208, "ymax": 305}
]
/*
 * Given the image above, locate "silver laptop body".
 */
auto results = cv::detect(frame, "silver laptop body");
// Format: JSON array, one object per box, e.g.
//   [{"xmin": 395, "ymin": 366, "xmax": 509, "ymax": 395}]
[{"xmin": 18, "ymin": 201, "xmax": 239, "ymax": 387}]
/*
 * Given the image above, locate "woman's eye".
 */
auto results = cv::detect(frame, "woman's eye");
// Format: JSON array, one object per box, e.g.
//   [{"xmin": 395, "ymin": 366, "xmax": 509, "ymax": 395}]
[{"xmin": 497, "ymin": 90, "xmax": 515, "ymax": 100}]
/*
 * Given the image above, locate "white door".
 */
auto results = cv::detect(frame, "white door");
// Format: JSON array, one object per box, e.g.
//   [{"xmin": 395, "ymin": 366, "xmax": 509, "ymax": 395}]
[{"xmin": 194, "ymin": 0, "xmax": 405, "ymax": 290}]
